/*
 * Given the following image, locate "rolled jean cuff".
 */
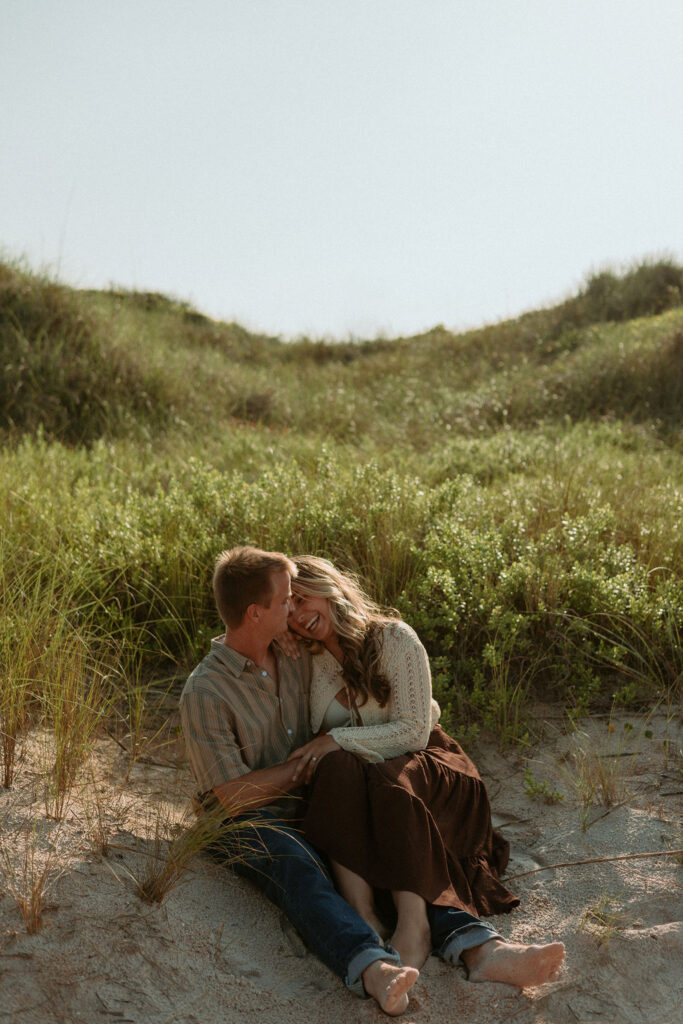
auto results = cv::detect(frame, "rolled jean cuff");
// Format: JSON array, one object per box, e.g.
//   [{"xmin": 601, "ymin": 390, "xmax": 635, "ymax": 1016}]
[
  {"xmin": 439, "ymin": 923, "xmax": 502, "ymax": 965},
  {"xmin": 346, "ymin": 943, "xmax": 401, "ymax": 997}
]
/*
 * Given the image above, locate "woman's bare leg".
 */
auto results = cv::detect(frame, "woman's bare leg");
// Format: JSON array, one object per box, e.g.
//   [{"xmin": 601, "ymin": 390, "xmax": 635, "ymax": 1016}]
[
  {"xmin": 331, "ymin": 860, "xmax": 389, "ymax": 939},
  {"xmin": 390, "ymin": 890, "xmax": 432, "ymax": 969}
]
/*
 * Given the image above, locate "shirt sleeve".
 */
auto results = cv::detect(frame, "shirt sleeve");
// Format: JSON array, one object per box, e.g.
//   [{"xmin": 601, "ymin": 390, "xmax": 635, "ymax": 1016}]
[
  {"xmin": 180, "ymin": 688, "xmax": 250, "ymax": 792},
  {"xmin": 328, "ymin": 622, "xmax": 439, "ymax": 763}
]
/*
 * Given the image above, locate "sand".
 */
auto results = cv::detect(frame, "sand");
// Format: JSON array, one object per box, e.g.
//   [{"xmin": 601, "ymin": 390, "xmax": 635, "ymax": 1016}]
[{"xmin": 1, "ymin": 705, "xmax": 680, "ymax": 1024}]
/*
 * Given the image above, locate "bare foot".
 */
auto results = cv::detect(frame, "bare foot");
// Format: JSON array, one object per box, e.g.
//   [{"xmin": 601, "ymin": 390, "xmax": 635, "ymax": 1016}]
[
  {"xmin": 362, "ymin": 961, "xmax": 419, "ymax": 1016},
  {"xmin": 390, "ymin": 921, "xmax": 432, "ymax": 970},
  {"xmin": 463, "ymin": 938, "xmax": 565, "ymax": 988}
]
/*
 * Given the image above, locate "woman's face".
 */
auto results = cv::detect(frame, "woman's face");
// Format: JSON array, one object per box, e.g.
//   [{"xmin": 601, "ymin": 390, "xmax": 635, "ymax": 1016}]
[{"xmin": 288, "ymin": 590, "xmax": 336, "ymax": 645}]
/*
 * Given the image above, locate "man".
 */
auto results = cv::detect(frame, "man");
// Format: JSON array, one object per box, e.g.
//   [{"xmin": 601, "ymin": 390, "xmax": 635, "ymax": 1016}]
[{"xmin": 180, "ymin": 546, "xmax": 417, "ymax": 1016}]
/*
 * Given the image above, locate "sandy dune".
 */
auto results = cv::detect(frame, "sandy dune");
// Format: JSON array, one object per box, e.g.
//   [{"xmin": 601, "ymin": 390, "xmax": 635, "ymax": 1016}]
[{"xmin": 1, "ymin": 707, "xmax": 680, "ymax": 1024}]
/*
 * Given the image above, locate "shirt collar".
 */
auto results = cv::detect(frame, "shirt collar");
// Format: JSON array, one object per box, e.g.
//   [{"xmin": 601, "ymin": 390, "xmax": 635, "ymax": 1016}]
[{"xmin": 210, "ymin": 636, "xmax": 283, "ymax": 676}]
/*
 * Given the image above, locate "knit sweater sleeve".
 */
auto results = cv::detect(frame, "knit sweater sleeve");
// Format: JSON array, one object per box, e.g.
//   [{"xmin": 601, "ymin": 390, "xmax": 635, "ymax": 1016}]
[{"xmin": 328, "ymin": 621, "xmax": 440, "ymax": 763}]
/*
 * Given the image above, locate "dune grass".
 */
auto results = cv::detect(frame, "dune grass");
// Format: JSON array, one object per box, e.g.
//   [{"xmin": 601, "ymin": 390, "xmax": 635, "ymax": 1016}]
[{"xmin": 0, "ymin": 256, "xmax": 680, "ymax": 774}]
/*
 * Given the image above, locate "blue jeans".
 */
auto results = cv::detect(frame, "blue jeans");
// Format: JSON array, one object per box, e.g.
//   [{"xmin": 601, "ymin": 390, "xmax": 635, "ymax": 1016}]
[
  {"xmin": 206, "ymin": 810, "xmax": 399, "ymax": 995},
  {"xmin": 428, "ymin": 905, "xmax": 502, "ymax": 964}
]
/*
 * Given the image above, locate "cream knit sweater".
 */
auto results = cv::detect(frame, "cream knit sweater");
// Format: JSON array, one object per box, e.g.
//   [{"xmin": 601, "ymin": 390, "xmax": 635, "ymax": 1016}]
[{"xmin": 309, "ymin": 619, "xmax": 441, "ymax": 763}]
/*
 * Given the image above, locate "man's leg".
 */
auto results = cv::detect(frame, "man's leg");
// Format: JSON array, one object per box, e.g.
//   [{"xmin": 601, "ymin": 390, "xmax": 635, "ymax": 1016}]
[
  {"xmin": 428, "ymin": 904, "xmax": 565, "ymax": 988},
  {"xmin": 428, "ymin": 904, "xmax": 502, "ymax": 964},
  {"xmin": 208, "ymin": 810, "xmax": 417, "ymax": 1006}
]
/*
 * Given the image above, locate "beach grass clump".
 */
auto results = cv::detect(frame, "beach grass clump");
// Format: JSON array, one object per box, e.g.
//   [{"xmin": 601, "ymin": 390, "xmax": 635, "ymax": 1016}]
[
  {"xmin": 124, "ymin": 803, "xmax": 278, "ymax": 905},
  {"xmin": 579, "ymin": 892, "xmax": 629, "ymax": 948},
  {"xmin": 0, "ymin": 818, "xmax": 64, "ymax": 934},
  {"xmin": 40, "ymin": 635, "xmax": 118, "ymax": 819},
  {"xmin": 0, "ymin": 543, "xmax": 125, "ymax": 807}
]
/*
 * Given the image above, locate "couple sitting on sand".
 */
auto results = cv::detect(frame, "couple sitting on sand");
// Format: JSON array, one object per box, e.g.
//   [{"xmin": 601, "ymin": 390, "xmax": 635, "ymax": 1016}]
[{"xmin": 180, "ymin": 546, "xmax": 565, "ymax": 1016}]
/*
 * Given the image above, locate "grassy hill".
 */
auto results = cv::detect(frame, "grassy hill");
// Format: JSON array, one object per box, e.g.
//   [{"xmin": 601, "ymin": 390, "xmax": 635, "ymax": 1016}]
[
  {"xmin": 0, "ymin": 257, "xmax": 681, "ymax": 778},
  {"xmin": 2, "ymin": 257, "xmax": 682, "ymax": 447}
]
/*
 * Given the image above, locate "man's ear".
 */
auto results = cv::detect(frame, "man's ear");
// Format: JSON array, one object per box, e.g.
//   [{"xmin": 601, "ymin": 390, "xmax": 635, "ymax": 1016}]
[{"xmin": 244, "ymin": 602, "xmax": 261, "ymax": 624}]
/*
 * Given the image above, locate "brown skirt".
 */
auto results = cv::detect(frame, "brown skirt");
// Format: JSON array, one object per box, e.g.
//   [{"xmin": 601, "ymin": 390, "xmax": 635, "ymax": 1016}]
[{"xmin": 302, "ymin": 726, "xmax": 519, "ymax": 919}]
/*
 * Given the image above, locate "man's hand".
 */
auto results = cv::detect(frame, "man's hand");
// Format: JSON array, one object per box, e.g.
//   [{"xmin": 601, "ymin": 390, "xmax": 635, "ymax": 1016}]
[{"xmin": 288, "ymin": 734, "xmax": 341, "ymax": 784}]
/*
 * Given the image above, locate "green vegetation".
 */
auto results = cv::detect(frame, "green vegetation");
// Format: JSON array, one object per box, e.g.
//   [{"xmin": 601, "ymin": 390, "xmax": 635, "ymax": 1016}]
[
  {"xmin": 523, "ymin": 768, "xmax": 564, "ymax": 806},
  {"xmin": 1, "ymin": 256, "xmax": 681, "ymax": 787},
  {"xmin": 579, "ymin": 892, "xmax": 629, "ymax": 948}
]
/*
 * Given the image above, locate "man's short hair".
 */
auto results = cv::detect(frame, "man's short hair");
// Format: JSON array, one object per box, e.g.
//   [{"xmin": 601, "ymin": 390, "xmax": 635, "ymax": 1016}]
[{"xmin": 213, "ymin": 546, "xmax": 296, "ymax": 628}]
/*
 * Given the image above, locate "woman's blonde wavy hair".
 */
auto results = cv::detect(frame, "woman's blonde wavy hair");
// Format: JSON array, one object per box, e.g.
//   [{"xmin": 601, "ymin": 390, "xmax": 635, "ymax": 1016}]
[{"xmin": 291, "ymin": 555, "xmax": 399, "ymax": 708}]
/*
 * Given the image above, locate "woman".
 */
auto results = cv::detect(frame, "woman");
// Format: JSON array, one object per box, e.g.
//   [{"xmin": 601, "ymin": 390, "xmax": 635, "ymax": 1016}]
[{"xmin": 285, "ymin": 555, "xmax": 520, "ymax": 971}]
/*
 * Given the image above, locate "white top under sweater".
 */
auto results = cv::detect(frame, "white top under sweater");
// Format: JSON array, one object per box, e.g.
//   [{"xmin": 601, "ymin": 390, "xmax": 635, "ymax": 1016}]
[{"xmin": 309, "ymin": 619, "xmax": 441, "ymax": 764}]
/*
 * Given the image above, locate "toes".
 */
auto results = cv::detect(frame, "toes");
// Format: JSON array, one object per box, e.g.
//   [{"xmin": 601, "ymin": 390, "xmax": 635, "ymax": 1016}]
[{"xmin": 383, "ymin": 969, "xmax": 418, "ymax": 1015}]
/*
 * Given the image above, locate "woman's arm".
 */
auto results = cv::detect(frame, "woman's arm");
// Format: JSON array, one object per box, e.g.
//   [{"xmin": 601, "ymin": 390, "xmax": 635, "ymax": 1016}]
[{"xmin": 328, "ymin": 621, "xmax": 439, "ymax": 763}]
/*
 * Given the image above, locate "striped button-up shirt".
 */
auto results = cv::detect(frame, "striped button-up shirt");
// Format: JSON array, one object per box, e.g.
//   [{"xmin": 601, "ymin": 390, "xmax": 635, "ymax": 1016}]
[{"xmin": 180, "ymin": 637, "xmax": 312, "ymax": 805}]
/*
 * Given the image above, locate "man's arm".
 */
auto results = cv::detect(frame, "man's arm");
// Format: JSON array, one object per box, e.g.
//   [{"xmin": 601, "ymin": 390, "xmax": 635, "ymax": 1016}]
[{"xmin": 213, "ymin": 757, "xmax": 302, "ymax": 817}]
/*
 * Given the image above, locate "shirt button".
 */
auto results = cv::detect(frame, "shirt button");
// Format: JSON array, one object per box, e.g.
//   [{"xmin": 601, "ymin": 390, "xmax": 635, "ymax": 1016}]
[
  {"xmin": 287, "ymin": 728, "xmax": 293, "ymax": 735},
  {"xmin": 245, "ymin": 660, "xmax": 251, "ymax": 668},
  {"xmin": 262, "ymin": 670, "xmax": 267, "ymax": 677}
]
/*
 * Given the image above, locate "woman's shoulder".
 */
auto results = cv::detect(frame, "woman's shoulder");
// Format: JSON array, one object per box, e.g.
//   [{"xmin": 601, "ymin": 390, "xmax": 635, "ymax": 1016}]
[
  {"xmin": 312, "ymin": 646, "xmax": 343, "ymax": 676},
  {"xmin": 378, "ymin": 618, "xmax": 422, "ymax": 649}
]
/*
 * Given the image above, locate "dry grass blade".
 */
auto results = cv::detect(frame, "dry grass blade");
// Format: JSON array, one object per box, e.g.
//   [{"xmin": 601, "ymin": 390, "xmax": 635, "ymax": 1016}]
[
  {"xmin": 104, "ymin": 797, "xmax": 215, "ymax": 904},
  {"xmin": 0, "ymin": 819, "xmax": 64, "ymax": 934},
  {"xmin": 112, "ymin": 797, "xmax": 316, "ymax": 906},
  {"xmin": 506, "ymin": 847, "xmax": 683, "ymax": 881},
  {"xmin": 558, "ymin": 709, "xmax": 662, "ymax": 826},
  {"xmin": 134, "ymin": 813, "xmax": 224, "ymax": 904},
  {"xmin": 41, "ymin": 647, "xmax": 116, "ymax": 820},
  {"xmin": 77, "ymin": 770, "xmax": 132, "ymax": 859}
]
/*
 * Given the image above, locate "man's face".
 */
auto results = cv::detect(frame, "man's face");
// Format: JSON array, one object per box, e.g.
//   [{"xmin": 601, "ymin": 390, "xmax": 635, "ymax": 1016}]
[{"xmin": 257, "ymin": 570, "xmax": 293, "ymax": 639}]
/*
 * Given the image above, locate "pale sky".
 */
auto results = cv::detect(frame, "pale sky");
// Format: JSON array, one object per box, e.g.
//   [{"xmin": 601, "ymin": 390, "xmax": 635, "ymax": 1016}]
[{"xmin": 2, "ymin": 1, "xmax": 682, "ymax": 339}]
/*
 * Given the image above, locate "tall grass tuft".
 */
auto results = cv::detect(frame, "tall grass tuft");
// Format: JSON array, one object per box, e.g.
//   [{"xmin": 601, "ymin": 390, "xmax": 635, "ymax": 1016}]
[
  {"xmin": 40, "ymin": 636, "xmax": 117, "ymax": 819},
  {"xmin": 0, "ymin": 545, "xmax": 122, "ymax": 800},
  {"xmin": 0, "ymin": 818, "xmax": 63, "ymax": 934},
  {"xmin": 123, "ymin": 805, "xmax": 275, "ymax": 905}
]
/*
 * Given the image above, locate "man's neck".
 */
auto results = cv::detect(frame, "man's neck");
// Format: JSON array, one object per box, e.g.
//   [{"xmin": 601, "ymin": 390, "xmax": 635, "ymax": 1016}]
[{"xmin": 223, "ymin": 627, "xmax": 274, "ymax": 669}]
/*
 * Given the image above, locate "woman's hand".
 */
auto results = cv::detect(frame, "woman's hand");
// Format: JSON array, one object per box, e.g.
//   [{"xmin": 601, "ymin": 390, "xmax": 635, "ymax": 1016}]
[
  {"xmin": 274, "ymin": 628, "xmax": 302, "ymax": 660},
  {"xmin": 288, "ymin": 734, "xmax": 341, "ymax": 784}
]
